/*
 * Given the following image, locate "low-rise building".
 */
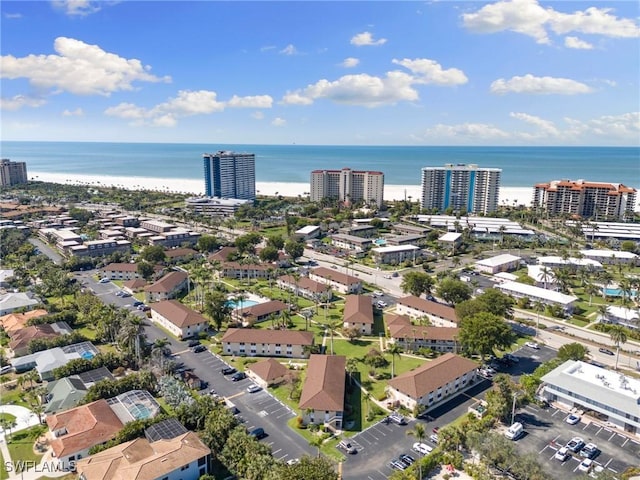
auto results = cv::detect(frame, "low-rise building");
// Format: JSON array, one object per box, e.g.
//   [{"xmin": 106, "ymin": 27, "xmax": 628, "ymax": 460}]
[
  {"xmin": 299, "ymin": 355, "xmax": 346, "ymax": 430},
  {"xmin": 10, "ymin": 342, "xmax": 99, "ymax": 381},
  {"xmin": 388, "ymin": 323, "xmax": 459, "ymax": 353},
  {"xmin": 122, "ymin": 278, "xmax": 147, "ymax": 294},
  {"xmin": 331, "ymin": 233, "xmax": 374, "ymax": 253},
  {"xmin": 295, "ymin": 225, "xmax": 321, "ymax": 241},
  {"xmin": 338, "ymin": 225, "xmax": 377, "ymax": 238},
  {"xmin": 395, "ymin": 296, "xmax": 460, "ymax": 327},
  {"xmin": 526, "ymin": 265, "xmax": 557, "ymax": 289},
  {"xmin": 220, "ymin": 262, "xmax": 269, "ymax": 280},
  {"xmin": 149, "ymin": 301, "xmax": 208, "ymax": 339},
  {"xmin": 144, "ymin": 271, "xmax": 188, "ymax": 303},
  {"xmin": 0, "ymin": 309, "xmax": 48, "ymax": 334},
  {"xmin": 100, "ymin": 263, "xmax": 144, "ymax": 281},
  {"xmin": 221, "ymin": 328, "xmax": 314, "ymax": 358},
  {"xmin": 45, "ymin": 367, "xmax": 115, "ymax": 414},
  {"xmin": 475, "ymin": 254, "xmax": 522, "ymax": 274},
  {"xmin": 385, "ymin": 234, "xmax": 426, "ymax": 247},
  {"xmin": 8, "ymin": 322, "xmax": 72, "ymax": 357},
  {"xmin": 600, "ymin": 306, "xmax": 639, "ymax": 330},
  {"xmin": 147, "ymin": 228, "xmax": 200, "ymax": 248},
  {"xmin": 164, "ymin": 248, "xmax": 199, "ymax": 263},
  {"xmin": 393, "ymin": 224, "xmax": 430, "ymax": 236},
  {"xmin": 0, "ymin": 291, "xmax": 40, "ymax": 316},
  {"xmin": 438, "ymin": 232, "xmax": 462, "ymax": 248},
  {"xmin": 371, "ymin": 245, "xmax": 421, "ymax": 265},
  {"xmin": 343, "ymin": 295, "xmax": 373, "ymax": 335},
  {"xmin": 386, "ymin": 353, "xmax": 478, "ymax": 411},
  {"xmin": 537, "ymin": 256, "xmax": 602, "ymax": 271},
  {"xmin": 497, "ymin": 281, "xmax": 578, "ymax": 312},
  {"xmin": 579, "ymin": 249, "xmax": 638, "ymax": 265},
  {"xmin": 276, "ymin": 275, "xmax": 331, "ymax": 302},
  {"xmin": 232, "ymin": 300, "xmax": 288, "ymax": 326},
  {"xmin": 185, "ymin": 196, "xmax": 252, "ymax": 217},
  {"xmin": 69, "ymin": 239, "xmax": 132, "ymax": 258},
  {"xmin": 309, "ymin": 267, "xmax": 362, "ymax": 294},
  {"xmin": 247, "ymin": 358, "xmax": 289, "ymax": 388}
]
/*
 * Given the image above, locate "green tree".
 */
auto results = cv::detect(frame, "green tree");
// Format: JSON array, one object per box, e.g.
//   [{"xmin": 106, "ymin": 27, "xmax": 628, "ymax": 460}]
[
  {"xmin": 436, "ymin": 278, "xmax": 472, "ymax": 305},
  {"xmin": 140, "ymin": 245, "xmax": 166, "ymax": 263},
  {"xmin": 266, "ymin": 456, "xmax": 338, "ymax": 480},
  {"xmin": 136, "ymin": 260, "xmax": 155, "ymax": 280},
  {"xmin": 458, "ymin": 312, "xmax": 514, "ymax": 361},
  {"xmin": 608, "ymin": 325, "xmax": 628, "ymax": 370},
  {"xmin": 197, "ymin": 235, "xmax": 220, "ymax": 253},
  {"xmin": 387, "ymin": 343, "xmax": 402, "ymax": 379},
  {"xmin": 204, "ymin": 289, "xmax": 233, "ymax": 331},
  {"xmin": 266, "ymin": 235, "xmax": 285, "ymax": 250},
  {"xmin": 621, "ymin": 240, "xmax": 637, "ymax": 253},
  {"xmin": 201, "ymin": 405, "xmax": 240, "ymax": 456},
  {"xmin": 557, "ymin": 342, "xmax": 589, "ymax": 361},
  {"xmin": 259, "ymin": 245, "xmax": 280, "ymax": 263},
  {"xmin": 475, "ymin": 289, "xmax": 515, "ymax": 319},
  {"xmin": 400, "ymin": 271, "xmax": 435, "ymax": 297},
  {"xmin": 284, "ymin": 239, "xmax": 304, "ymax": 260},
  {"xmin": 455, "ymin": 299, "xmax": 486, "ymax": 322}
]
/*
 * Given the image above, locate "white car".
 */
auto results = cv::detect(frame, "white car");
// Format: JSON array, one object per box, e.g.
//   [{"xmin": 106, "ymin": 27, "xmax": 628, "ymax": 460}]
[
  {"xmin": 525, "ymin": 341, "xmax": 540, "ymax": 349},
  {"xmin": 98, "ymin": 277, "xmax": 110, "ymax": 283},
  {"xmin": 247, "ymin": 384, "xmax": 262, "ymax": 393},
  {"xmin": 565, "ymin": 413, "xmax": 581, "ymax": 425},
  {"xmin": 554, "ymin": 447, "xmax": 570, "ymax": 461},
  {"xmin": 412, "ymin": 442, "xmax": 433, "ymax": 455},
  {"xmin": 429, "ymin": 434, "xmax": 439, "ymax": 444},
  {"xmin": 578, "ymin": 458, "xmax": 593, "ymax": 472},
  {"xmin": 286, "ymin": 458, "xmax": 300, "ymax": 466},
  {"xmin": 373, "ymin": 291, "xmax": 383, "ymax": 297}
]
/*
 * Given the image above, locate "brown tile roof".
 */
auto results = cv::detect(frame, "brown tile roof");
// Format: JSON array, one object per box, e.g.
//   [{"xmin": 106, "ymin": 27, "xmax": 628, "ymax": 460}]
[
  {"xmin": 74, "ymin": 431, "xmax": 210, "ymax": 480},
  {"xmin": 144, "ymin": 271, "xmax": 188, "ymax": 293},
  {"xmin": 0, "ymin": 309, "xmax": 48, "ymax": 333},
  {"xmin": 387, "ymin": 353, "xmax": 477, "ymax": 400},
  {"xmin": 385, "ymin": 314, "xmax": 411, "ymax": 328},
  {"xmin": 222, "ymin": 262, "xmax": 269, "ymax": 271},
  {"xmin": 235, "ymin": 300, "xmax": 287, "ymax": 319},
  {"xmin": 164, "ymin": 248, "xmax": 198, "ymax": 258},
  {"xmin": 278, "ymin": 275, "xmax": 330, "ymax": 294},
  {"xmin": 299, "ymin": 355, "xmax": 346, "ymax": 412},
  {"xmin": 101, "ymin": 263, "xmax": 139, "ymax": 273},
  {"xmin": 47, "ymin": 399, "xmax": 124, "ymax": 458},
  {"xmin": 208, "ymin": 246, "xmax": 237, "ymax": 262},
  {"xmin": 8, "ymin": 324, "xmax": 64, "ymax": 353},
  {"xmin": 221, "ymin": 328, "xmax": 314, "ymax": 346},
  {"xmin": 388, "ymin": 325, "xmax": 459, "ymax": 341},
  {"xmin": 397, "ymin": 296, "xmax": 459, "ymax": 324},
  {"xmin": 343, "ymin": 295, "xmax": 373, "ymax": 325},
  {"xmin": 248, "ymin": 358, "xmax": 289, "ymax": 383},
  {"xmin": 150, "ymin": 300, "xmax": 208, "ymax": 328},
  {"xmin": 310, "ymin": 267, "xmax": 360, "ymax": 286},
  {"xmin": 123, "ymin": 278, "xmax": 147, "ymax": 290}
]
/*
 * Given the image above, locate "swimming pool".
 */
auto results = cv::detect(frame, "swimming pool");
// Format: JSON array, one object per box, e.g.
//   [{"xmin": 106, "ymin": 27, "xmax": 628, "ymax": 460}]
[
  {"xmin": 603, "ymin": 288, "xmax": 638, "ymax": 297},
  {"xmin": 374, "ymin": 238, "xmax": 386, "ymax": 246},
  {"xmin": 130, "ymin": 403, "xmax": 152, "ymax": 420},
  {"xmin": 81, "ymin": 351, "xmax": 95, "ymax": 360},
  {"xmin": 225, "ymin": 299, "xmax": 258, "ymax": 309}
]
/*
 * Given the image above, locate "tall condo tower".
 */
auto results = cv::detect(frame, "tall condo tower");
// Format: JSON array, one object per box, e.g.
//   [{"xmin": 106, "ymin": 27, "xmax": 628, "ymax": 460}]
[
  {"xmin": 310, "ymin": 168, "xmax": 384, "ymax": 207},
  {"xmin": 202, "ymin": 151, "xmax": 256, "ymax": 201},
  {"xmin": 421, "ymin": 164, "xmax": 501, "ymax": 214},
  {"xmin": 0, "ymin": 159, "xmax": 28, "ymax": 187}
]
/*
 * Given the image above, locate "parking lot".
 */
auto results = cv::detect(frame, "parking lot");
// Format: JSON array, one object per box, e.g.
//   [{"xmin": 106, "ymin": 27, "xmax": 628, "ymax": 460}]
[{"xmin": 513, "ymin": 403, "xmax": 640, "ymax": 479}]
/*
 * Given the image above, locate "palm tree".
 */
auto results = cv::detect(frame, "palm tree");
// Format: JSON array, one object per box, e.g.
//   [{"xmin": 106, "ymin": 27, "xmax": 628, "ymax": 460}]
[
  {"xmin": 309, "ymin": 435, "xmax": 323, "ymax": 458},
  {"xmin": 346, "ymin": 358, "xmax": 359, "ymax": 387},
  {"xmin": 532, "ymin": 301, "xmax": 545, "ymax": 337},
  {"xmin": 0, "ymin": 417, "xmax": 16, "ymax": 441},
  {"xmin": 584, "ymin": 282, "xmax": 600, "ymax": 307},
  {"xmin": 597, "ymin": 304, "xmax": 609, "ymax": 323},
  {"xmin": 539, "ymin": 266, "xmax": 553, "ymax": 290},
  {"xmin": 609, "ymin": 325, "xmax": 627, "ymax": 370},
  {"xmin": 387, "ymin": 343, "xmax": 402, "ymax": 379},
  {"xmin": 407, "ymin": 423, "xmax": 427, "ymax": 479}
]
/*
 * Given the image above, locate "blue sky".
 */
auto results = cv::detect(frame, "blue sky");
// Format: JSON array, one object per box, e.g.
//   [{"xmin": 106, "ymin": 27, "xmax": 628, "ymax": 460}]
[{"xmin": 1, "ymin": 0, "xmax": 639, "ymax": 145}]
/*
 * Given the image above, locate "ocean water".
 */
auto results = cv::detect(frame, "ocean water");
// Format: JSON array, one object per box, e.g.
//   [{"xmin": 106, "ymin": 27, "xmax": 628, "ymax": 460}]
[{"xmin": 0, "ymin": 141, "xmax": 638, "ymax": 188}]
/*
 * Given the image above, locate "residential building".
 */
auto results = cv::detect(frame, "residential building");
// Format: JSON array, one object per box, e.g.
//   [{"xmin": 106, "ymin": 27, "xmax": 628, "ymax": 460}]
[
  {"xmin": 393, "ymin": 224, "xmax": 430, "ymax": 236},
  {"xmin": 371, "ymin": 245, "xmax": 421, "ymax": 265},
  {"xmin": 0, "ymin": 309, "xmax": 48, "ymax": 334},
  {"xmin": 0, "ymin": 269, "xmax": 14, "ymax": 288},
  {"xmin": 579, "ymin": 249, "xmax": 638, "ymax": 265},
  {"xmin": 75, "ymin": 431, "xmax": 211, "ymax": 480},
  {"xmin": 533, "ymin": 179, "xmax": 637, "ymax": 220},
  {"xmin": 221, "ymin": 328, "xmax": 314, "ymax": 358},
  {"xmin": 10, "ymin": 342, "xmax": 99, "ymax": 380},
  {"xmin": 331, "ymin": 233, "xmax": 374, "ymax": 253},
  {"xmin": 220, "ymin": 262, "xmax": 269, "ymax": 280},
  {"xmin": 338, "ymin": 225, "xmax": 378, "ymax": 238},
  {"xmin": 45, "ymin": 367, "xmax": 115, "ymax": 414},
  {"xmin": 164, "ymin": 248, "xmax": 199, "ymax": 264},
  {"xmin": 8, "ymin": 321, "xmax": 72, "ymax": 357},
  {"xmin": 122, "ymin": 279, "xmax": 147, "ymax": 294},
  {"xmin": 208, "ymin": 246, "xmax": 238, "ymax": 263},
  {"xmin": 247, "ymin": 358, "xmax": 289, "ymax": 388},
  {"xmin": 231, "ymin": 300, "xmax": 288, "ymax": 326},
  {"xmin": 438, "ymin": 232, "xmax": 462, "ymax": 249},
  {"xmin": 421, "ymin": 164, "xmax": 501, "ymax": 214},
  {"xmin": 600, "ymin": 306, "xmax": 639, "ymax": 330},
  {"xmin": 496, "ymin": 281, "xmax": 578, "ymax": 312},
  {"xmin": 387, "ymin": 323, "xmax": 459, "ymax": 353},
  {"xmin": 310, "ymin": 168, "xmax": 384, "ymax": 207},
  {"xmin": 309, "ymin": 267, "xmax": 362, "ymax": 294},
  {"xmin": 386, "ymin": 353, "xmax": 478, "ymax": 411},
  {"xmin": 144, "ymin": 271, "xmax": 188, "ymax": 303},
  {"xmin": 147, "ymin": 228, "xmax": 200, "ymax": 248},
  {"xmin": 540, "ymin": 360, "xmax": 640, "ymax": 435},
  {"xmin": 100, "ymin": 263, "xmax": 148, "ymax": 281},
  {"xmin": 203, "ymin": 151, "xmax": 256, "ymax": 200},
  {"xmin": 537, "ymin": 256, "xmax": 602, "ymax": 271},
  {"xmin": 149, "ymin": 301, "xmax": 209, "ymax": 339},
  {"xmin": 0, "ymin": 292, "xmax": 40, "ymax": 316},
  {"xmin": 527, "ymin": 265, "xmax": 557, "ymax": 290},
  {"xmin": 0, "ymin": 159, "xmax": 28, "ymax": 187},
  {"xmin": 294, "ymin": 225, "xmax": 321, "ymax": 240},
  {"xmin": 386, "ymin": 234, "xmax": 426, "ymax": 247},
  {"xmin": 343, "ymin": 295, "xmax": 373, "ymax": 335},
  {"xmin": 475, "ymin": 254, "xmax": 522, "ymax": 274},
  {"xmin": 299, "ymin": 355, "xmax": 346, "ymax": 430},
  {"xmin": 185, "ymin": 196, "xmax": 252, "ymax": 217},
  {"xmin": 276, "ymin": 275, "xmax": 331, "ymax": 302},
  {"xmin": 395, "ymin": 296, "xmax": 460, "ymax": 327}
]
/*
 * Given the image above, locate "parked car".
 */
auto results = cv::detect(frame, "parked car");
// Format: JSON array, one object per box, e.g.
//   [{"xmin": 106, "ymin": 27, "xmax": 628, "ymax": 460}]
[
  {"xmin": 599, "ymin": 347, "xmax": 614, "ymax": 356},
  {"xmin": 249, "ymin": 427, "xmax": 266, "ymax": 439},
  {"xmin": 399, "ymin": 454, "xmax": 415, "ymax": 466},
  {"xmin": 412, "ymin": 442, "xmax": 433, "ymax": 455},
  {"xmin": 578, "ymin": 458, "xmax": 593, "ymax": 472},
  {"xmin": 192, "ymin": 345, "xmax": 207, "ymax": 353},
  {"xmin": 388, "ymin": 459, "xmax": 407, "ymax": 471},
  {"xmin": 554, "ymin": 447, "xmax": 570, "ymax": 461},
  {"xmin": 247, "ymin": 384, "xmax": 262, "ymax": 393},
  {"xmin": 99, "ymin": 277, "xmax": 110, "ymax": 283},
  {"xmin": 565, "ymin": 413, "xmax": 581, "ymax": 425},
  {"xmin": 115, "ymin": 291, "xmax": 125, "ymax": 297},
  {"xmin": 580, "ymin": 443, "xmax": 599, "ymax": 459},
  {"xmin": 221, "ymin": 366, "xmax": 237, "ymax": 375},
  {"xmin": 338, "ymin": 440, "xmax": 357, "ymax": 454},
  {"xmin": 388, "ymin": 412, "xmax": 407, "ymax": 425},
  {"xmin": 231, "ymin": 372, "xmax": 246, "ymax": 381},
  {"xmin": 120, "ymin": 292, "xmax": 132, "ymax": 298},
  {"xmin": 187, "ymin": 340, "xmax": 200, "ymax": 347},
  {"xmin": 566, "ymin": 437, "xmax": 585, "ymax": 453},
  {"xmin": 286, "ymin": 458, "xmax": 300, "ymax": 466},
  {"xmin": 525, "ymin": 341, "xmax": 540, "ymax": 349},
  {"xmin": 429, "ymin": 433, "xmax": 439, "ymax": 444},
  {"xmin": 133, "ymin": 300, "xmax": 144, "ymax": 307}
]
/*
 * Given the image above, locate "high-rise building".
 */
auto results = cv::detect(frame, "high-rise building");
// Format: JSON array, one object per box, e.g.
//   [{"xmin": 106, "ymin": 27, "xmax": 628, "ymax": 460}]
[
  {"xmin": 310, "ymin": 168, "xmax": 384, "ymax": 207},
  {"xmin": 533, "ymin": 179, "xmax": 637, "ymax": 220},
  {"xmin": 202, "ymin": 151, "xmax": 255, "ymax": 200},
  {"xmin": 421, "ymin": 164, "xmax": 501, "ymax": 214},
  {"xmin": 0, "ymin": 159, "xmax": 28, "ymax": 187}
]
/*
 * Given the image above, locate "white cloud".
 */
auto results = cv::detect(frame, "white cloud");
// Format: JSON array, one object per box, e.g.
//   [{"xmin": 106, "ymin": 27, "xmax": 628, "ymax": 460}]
[
  {"xmin": 150, "ymin": 90, "xmax": 225, "ymax": 117},
  {"xmin": 392, "ymin": 58, "xmax": 468, "ymax": 86},
  {"xmin": 281, "ymin": 91, "xmax": 315, "ymax": 106},
  {"xmin": 260, "ymin": 45, "xmax": 276, "ymax": 52},
  {"xmin": 251, "ymin": 111, "xmax": 264, "ymax": 120},
  {"xmin": 422, "ymin": 122, "xmax": 510, "ymax": 141},
  {"xmin": 62, "ymin": 107, "xmax": 84, "ymax": 116},
  {"xmin": 568, "ymin": 111, "xmax": 640, "ymax": 140},
  {"xmin": 279, "ymin": 44, "xmax": 298, "ymax": 55},
  {"xmin": 3, "ymin": 12, "xmax": 22, "ymax": 19},
  {"xmin": 490, "ymin": 74, "xmax": 592, "ymax": 95},
  {"xmin": 510, "ymin": 112, "xmax": 559, "ymax": 136},
  {"xmin": 51, "ymin": 0, "xmax": 101, "ymax": 17},
  {"xmin": 341, "ymin": 57, "xmax": 360, "ymax": 68},
  {"xmin": 0, "ymin": 95, "xmax": 46, "ymax": 111},
  {"xmin": 104, "ymin": 102, "xmax": 147, "ymax": 120},
  {"xmin": 1, "ymin": 37, "xmax": 171, "ymax": 96},
  {"xmin": 462, "ymin": 0, "xmax": 639, "ymax": 44},
  {"xmin": 271, "ymin": 117, "xmax": 286, "ymax": 126},
  {"xmin": 350, "ymin": 31, "xmax": 387, "ymax": 46},
  {"xmin": 227, "ymin": 95, "xmax": 273, "ymax": 108},
  {"xmin": 564, "ymin": 36, "xmax": 593, "ymax": 49}
]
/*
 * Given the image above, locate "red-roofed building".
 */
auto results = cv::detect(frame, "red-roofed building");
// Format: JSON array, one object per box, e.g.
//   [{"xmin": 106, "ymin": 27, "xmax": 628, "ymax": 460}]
[
  {"xmin": 149, "ymin": 301, "xmax": 208, "ymax": 339},
  {"xmin": 395, "ymin": 296, "xmax": 460, "ymax": 327},
  {"xmin": 343, "ymin": 295, "xmax": 373, "ymax": 335},
  {"xmin": 308, "ymin": 267, "xmax": 362, "ymax": 294},
  {"xmin": 144, "ymin": 271, "xmax": 188, "ymax": 303},
  {"xmin": 299, "ymin": 355, "xmax": 346, "ymax": 430}
]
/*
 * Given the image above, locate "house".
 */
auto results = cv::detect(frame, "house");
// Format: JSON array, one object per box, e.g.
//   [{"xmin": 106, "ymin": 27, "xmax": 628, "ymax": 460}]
[
  {"xmin": 438, "ymin": 232, "xmax": 462, "ymax": 248},
  {"xmin": 308, "ymin": 267, "xmax": 362, "ymax": 294},
  {"xmin": 338, "ymin": 225, "xmax": 377, "ymax": 238},
  {"xmin": 343, "ymin": 295, "xmax": 373, "ymax": 335},
  {"xmin": 44, "ymin": 377, "xmax": 89, "ymax": 414},
  {"xmin": 232, "ymin": 300, "xmax": 288, "ymax": 326},
  {"xmin": 149, "ymin": 301, "xmax": 209, "ymax": 340},
  {"xmin": 395, "ymin": 296, "xmax": 460, "ymax": 327},
  {"xmin": 122, "ymin": 278, "xmax": 147, "ymax": 294},
  {"xmin": 474, "ymin": 254, "xmax": 521, "ymax": 274},
  {"xmin": 0, "ymin": 269, "xmax": 14, "ymax": 287},
  {"xmin": 208, "ymin": 246, "xmax": 238, "ymax": 263},
  {"xmin": 579, "ymin": 249, "xmax": 638, "ymax": 265},
  {"xmin": 394, "ymin": 224, "xmax": 430, "ymax": 236},
  {"xmin": 526, "ymin": 265, "xmax": 557, "ymax": 289},
  {"xmin": 8, "ymin": 321, "xmax": 73, "ymax": 357},
  {"xmin": 47, "ymin": 399, "xmax": 125, "ymax": 470},
  {"xmin": 0, "ymin": 309, "xmax": 48, "ymax": 334},
  {"xmin": 299, "ymin": 355, "xmax": 346, "ymax": 430},
  {"xmin": 247, "ymin": 358, "xmax": 289, "ymax": 388},
  {"xmin": 0, "ymin": 291, "xmax": 40, "ymax": 316},
  {"xmin": 371, "ymin": 245, "xmax": 421, "ymax": 265},
  {"xmin": 295, "ymin": 225, "xmax": 321, "ymax": 241},
  {"xmin": 164, "ymin": 247, "xmax": 199, "ymax": 263},
  {"xmin": 276, "ymin": 275, "xmax": 331, "ymax": 302},
  {"xmin": 386, "ymin": 353, "xmax": 478, "ymax": 411},
  {"xmin": 496, "ymin": 281, "xmax": 578, "ymax": 312},
  {"xmin": 221, "ymin": 328, "xmax": 314, "ymax": 358},
  {"xmin": 386, "ymin": 234, "xmax": 426, "ymax": 247},
  {"xmin": 144, "ymin": 271, "xmax": 188, "ymax": 303},
  {"xmin": 11, "ymin": 342, "xmax": 99, "ymax": 381},
  {"xmin": 75, "ymin": 431, "xmax": 211, "ymax": 480},
  {"xmin": 387, "ymin": 324, "xmax": 459, "ymax": 353}
]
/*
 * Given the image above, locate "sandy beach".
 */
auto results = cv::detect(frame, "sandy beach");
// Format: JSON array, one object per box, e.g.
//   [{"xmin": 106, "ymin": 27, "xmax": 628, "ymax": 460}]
[{"xmin": 30, "ymin": 171, "xmax": 535, "ymax": 206}]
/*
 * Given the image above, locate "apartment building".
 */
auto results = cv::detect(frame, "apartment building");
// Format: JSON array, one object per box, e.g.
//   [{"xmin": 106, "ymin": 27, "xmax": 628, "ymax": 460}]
[
  {"xmin": 299, "ymin": 355, "xmax": 346, "ymax": 430},
  {"xmin": 0, "ymin": 159, "xmax": 28, "ymax": 187},
  {"xmin": 203, "ymin": 151, "xmax": 256, "ymax": 200},
  {"xmin": 221, "ymin": 328, "xmax": 314, "ymax": 358},
  {"xmin": 310, "ymin": 168, "xmax": 384, "ymax": 207},
  {"xmin": 421, "ymin": 164, "xmax": 501, "ymax": 214},
  {"xmin": 533, "ymin": 179, "xmax": 637, "ymax": 220}
]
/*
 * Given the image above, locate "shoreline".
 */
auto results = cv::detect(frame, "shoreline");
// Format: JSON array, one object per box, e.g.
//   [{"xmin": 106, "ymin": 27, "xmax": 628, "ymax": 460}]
[{"xmin": 30, "ymin": 171, "xmax": 536, "ymax": 206}]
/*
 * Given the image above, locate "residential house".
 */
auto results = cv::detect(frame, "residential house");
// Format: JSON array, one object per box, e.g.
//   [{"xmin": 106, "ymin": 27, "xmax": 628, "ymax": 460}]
[
  {"xmin": 294, "ymin": 225, "xmax": 321, "ymax": 241},
  {"xmin": 277, "ymin": 275, "xmax": 331, "ymax": 302},
  {"xmin": 0, "ymin": 292, "xmax": 40, "ymax": 316},
  {"xmin": 299, "ymin": 355, "xmax": 346, "ymax": 430},
  {"xmin": 144, "ymin": 271, "xmax": 188, "ymax": 303},
  {"xmin": 308, "ymin": 267, "xmax": 362, "ymax": 294},
  {"xmin": 149, "ymin": 301, "xmax": 209, "ymax": 339},
  {"xmin": 45, "ymin": 377, "xmax": 89, "ymax": 414},
  {"xmin": 395, "ymin": 296, "xmax": 460, "ymax": 327},
  {"xmin": 221, "ymin": 328, "xmax": 314, "ymax": 358},
  {"xmin": 0, "ymin": 309, "xmax": 48, "ymax": 334},
  {"xmin": 100, "ymin": 263, "xmax": 144, "ymax": 281},
  {"xmin": 232, "ymin": 300, "xmax": 288, "ymax": 326},
  {"xmin": 474, "ymin": 254, "xmax": 522, "ymax": 274},
  {"xmin": 387, "ymin": 323, "xmax": 459, "ymax": 353},
  {"xmin": 0, "ymin": 269, "xmax": 14, "ymax": 288},
  {"xmin": 8, "ymin": 321, "xmax": 73, "ymax": 357},
  {"xmin": 247, "ymin": 358, "xmax": 289, "ymax": 388},
  {"xmin": 386, "ymin": 353, "xmax": 478, "ymax": 411},
  {"xmin": 11, "ymin": 342, "xmax": 99, "ymax": 381},
  {"xmin": 438, "ymin": 232, "xmax": 462, "ymax": 250},
  {"xmin": 496, "ymin": 281, "xmax": 578, "ymax": 313},
  {"xmin": 208, "ymin": 246, "xmax": 238, "ymax": 263},
  {"xmin": 343, "ymin": 295, "xmax": 373, "ymax": 335}
]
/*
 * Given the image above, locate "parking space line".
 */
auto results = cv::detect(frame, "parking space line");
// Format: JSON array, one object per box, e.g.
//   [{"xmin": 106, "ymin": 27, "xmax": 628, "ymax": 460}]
[
  {"xmin": 608, "ymin": 431, "xmax": 616, "ymax": 441},
  {"xmin": 621, "ymin": 438, "xmax": 629, "ymax": 447},
  {"xmin": 604, "ymin": 458, "xmax": 613, "ymax": 468},
  {"xmin": 272, "ymin": 448, "xmax": 281, "ymax": 456}
]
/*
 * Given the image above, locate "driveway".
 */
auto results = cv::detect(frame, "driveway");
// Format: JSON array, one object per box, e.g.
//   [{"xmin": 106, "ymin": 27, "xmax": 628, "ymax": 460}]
[
  {"xmin": 28, "ymin": 238, "xmax": 63, "ymax": 265},
  {"xmin": 0, "ymin": 405, "xmax": 39, "ymax": 435}
]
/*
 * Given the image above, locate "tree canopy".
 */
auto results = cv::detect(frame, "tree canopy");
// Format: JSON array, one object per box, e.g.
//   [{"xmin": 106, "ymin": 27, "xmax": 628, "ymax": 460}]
[
  {"xmin": 400, "ymin": 271, "xmax": 434, "ymax": 297},
  {"xmin": 458, "ymin": 312, "xmax": 514, "ymax": 361},
  {"xmin": 436, "ymin": 278, "xmax": 472, "ymax": 305}
]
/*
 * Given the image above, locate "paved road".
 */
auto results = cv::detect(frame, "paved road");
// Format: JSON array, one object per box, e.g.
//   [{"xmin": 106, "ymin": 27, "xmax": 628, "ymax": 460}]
[{"xmin": 28, "ymin": 237, "xmax": 63, "ymax": 265}]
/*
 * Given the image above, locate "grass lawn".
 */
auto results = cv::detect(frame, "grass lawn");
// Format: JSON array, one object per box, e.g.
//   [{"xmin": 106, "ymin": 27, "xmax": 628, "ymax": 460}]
[
  {"xmin": 75, "ymin": 325, "xmax": 97, "ymax": 341},
  {"xmin": 0, "ymin": 386, "xmax": 30, "ymax": 407},
  {"xmin": 286, "ymin": 416, "xmax": 345, "ymax": 462},
  {"xmin": 0, "ymin": 450, "xmax": 7, "ymax": 480},
  {"xmin": 0, "ymin": 413, "xmax": 17, "ymax": 423},
  {"xmin": 7, "ymin": 424, "xmax": 47, "ymax": 467}
]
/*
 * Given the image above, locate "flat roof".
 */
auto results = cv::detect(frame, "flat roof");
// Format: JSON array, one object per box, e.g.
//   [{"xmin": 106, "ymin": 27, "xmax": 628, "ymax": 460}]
[
  {"xmin": 296, "ymin": 225, "xmax": 320, "ymax": 234},
  {"xmin": 476, "ymin": 254, "xmax": 521, "ymax": 267},
  {"xmin": 497, "ymin": 281, "xmax": 578, "ymax": 305},
  {"xmin": 372, "ymin": 245, "xmax": 420, "ymax": 253},
  {"xmin": 439, "ymin": 232, "xmax": 462, "ymax": 242},
  {"xmin": 580, "ymin": 249, "xmax": 637, "ymax": 259}
]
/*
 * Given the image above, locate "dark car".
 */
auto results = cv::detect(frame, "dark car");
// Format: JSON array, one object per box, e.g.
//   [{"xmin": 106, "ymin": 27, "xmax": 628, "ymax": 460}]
[
  {"xmin": 192, "ymin": 345, "xmax": 207, "ymax": 353},
  {"xmin": 187, "ymin": 340, "xmax": 200, "ymax": 348},
  {"xmin": 231, "ymin": 372, "xmax": 246, "ymax": 381},
  {"xmin": 249, "ymin": 427, "xmax": 266, "ymax": 439},
  {"xmin": 221, "ymin": 366, "xmax": 237, "ymax": 375},
  {"xmin": 133, "ymin": 300, "xmax": 144, "ymax": 307},
  {"xmin": 599, "ymin": 347, "xmax": 614, "ymax": 356},
  {"xmin": 399, "ymin": 454, "xmax": 415, "ymax": 466}
]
